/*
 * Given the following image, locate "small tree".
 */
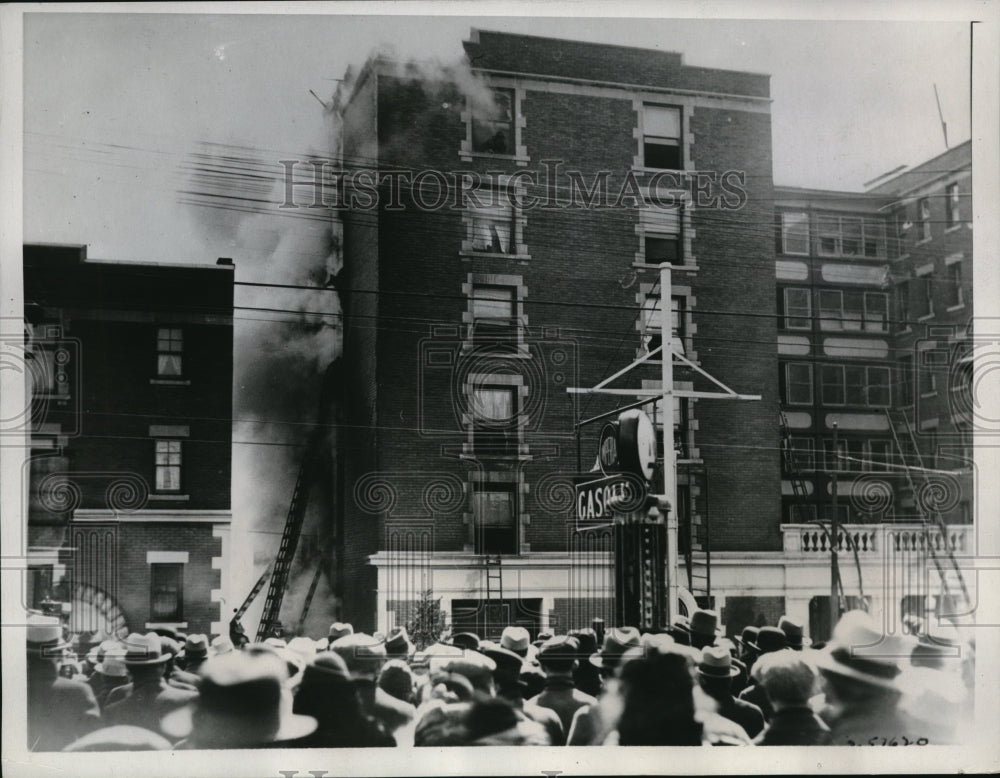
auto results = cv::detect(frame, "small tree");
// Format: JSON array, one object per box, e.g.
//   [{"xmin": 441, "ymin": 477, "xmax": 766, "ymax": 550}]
[{"xmin": 406, "ymin": 588, "xmax": 445, "ymax": 650}]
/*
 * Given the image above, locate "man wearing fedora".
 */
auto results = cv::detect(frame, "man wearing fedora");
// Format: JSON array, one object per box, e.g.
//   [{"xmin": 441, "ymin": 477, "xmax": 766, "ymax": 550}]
[
  {"xmin": 737, "ymin": 625, "xmax": 788, "ymax": 721},
  {"xmin": 162, "ymin": 650, "xmax": 317, "ymax": 748},
  {"xmin": 696, "ymin": 645, "xmax": 765, "ymax": 738},
  {"xmin": 813, "ymin": 610, "xmax": 930, "ymax": 744},
  {"xmin": 86, "ymin": 645, "xmax": 130, "ymax": 710},
  {"xmin": 532, "ymin": 635, "xmax": 598, "ymax": 735},
  {"xmin": 26, "ymin": 614, "xmax": 101, "ymax": 751},
  {"xmin": 752, "ymin": 650, "xmax": 831, "ymax": 745},
  {"xmin": 172, "ymin": 633, "xmax": 210, "ymax": 686},
  {"xmin": 687, "ymin": 609, "xmax": 722, "ymax": 651},
  {"xmin": 102, "ymin": 632, "xmax": 200, "ymax": 738},
  {"xmin": 482, "ymin": 643, "xmax": 565, "ymax": 745}
]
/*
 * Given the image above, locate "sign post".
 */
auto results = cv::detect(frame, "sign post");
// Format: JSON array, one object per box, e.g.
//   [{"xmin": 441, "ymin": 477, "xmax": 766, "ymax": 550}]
[{"xmin": 660, "ymin": 262, "xmax": 679, "ymax": 624}]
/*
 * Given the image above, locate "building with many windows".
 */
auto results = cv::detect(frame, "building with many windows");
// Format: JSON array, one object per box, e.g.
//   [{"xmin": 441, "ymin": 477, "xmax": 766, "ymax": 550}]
[
  {"xmin": 773, "ymin": 140, "xmax": 973, "ymax": 637},
  {"xmin": 23, "ymin": 244, "xmax": 234, "ymax": 639},
  {"xmin": 332, "ymin": 29, "xmax": 781, "ymax": 638}
]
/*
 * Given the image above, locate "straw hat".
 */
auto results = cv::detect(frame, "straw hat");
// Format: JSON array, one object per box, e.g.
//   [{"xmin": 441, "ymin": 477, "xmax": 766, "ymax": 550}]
[
  {"xmin": 122, "ymin": 632, "xmax": 172, "ymax": 666},
  {"xmin": 589, "ymin": 626, "xmax": 641, "ymax": 669},
  {"xmin": 94, "ymin": 647, "xmax": 129, "ymax": 678},
  {"xmin": 26, "ymin": 613, "xmax": 69, "ymax": 656},
  {"xmin": 811, "ymin": 610, "xmax": 908, "ymax": 691},
  {"xmin": 698, "ymin": 645, "xmax": 741, "ymax": 678},
  {"xmin": 500, "ymin": 626, "xmax": 531, "ymax": 656},
  {"xmin": 162, "ymin": 652, "xmax": 317, "ymax": 747}
]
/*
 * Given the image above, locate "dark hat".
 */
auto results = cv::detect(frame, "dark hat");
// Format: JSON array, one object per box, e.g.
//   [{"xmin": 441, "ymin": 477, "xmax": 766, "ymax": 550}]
[
  {"xmin": 589, "ymin": 626, "xmax": 641, "ymax": 669},
  {"xmin": 161, "ymin": 651, "xmax": 318, "ymax": 747},
  {"xmin": 689, "ymin": 609, "xmax": 720, "ymax": 637},
  {"xmin": 750, "ymin": 626, "xmax": 788, "ymax": 654},
  {"xmin": 567, "ymin": 628, "xmax": 598, "ymax": 657},
  {"xmin": 122, "ymin": 632, "xmax": 172, "ymax": 666},
  {"xmin": 150, "ymin": 626, "xmax": 181, "ymax": 642},
  {"xmin": 378, "ymin": 658, "xmax": 415, "ymax": 701},
  {"xmin": 777, "ymin": 616, "xmax": 809, "ymax": 650},
  {"xmin": 812, "ymin": 610, "xmax": 908, "ymax": 691},
  {"xmin": 739, "ymin": 626, "xmax": 759, "ymax": 650},
  {"xmin": 385, "ymin": 626, "xmax": 416, "ymax": 658},
  {"xmin": 537, "ymin": 635, "xmax": 580, "ymax": 665},
  {"xmin": 697, "ymin": 645, "xmax": 740, "ymax": 678},
  {"xmin": 665, "ymin": 625, "xmax": 692, "ymax": 645},
  {"xmin": 328, "ymin": 622, "xmax": 354, "ymax": 642},
  {"xmin": 450, "ymin": 631, "xmax": 481, "ymax": 652},
  {"xmin": 482, "ymin": 645, "xmax": 526, "ymax": 688},
  {"xmin": 26, "ymin": 614, "xmax": 70, "ymax": 656},
  {"xmin": 532, "ymin": 630, "xmax": 554, "ymax": 648}
]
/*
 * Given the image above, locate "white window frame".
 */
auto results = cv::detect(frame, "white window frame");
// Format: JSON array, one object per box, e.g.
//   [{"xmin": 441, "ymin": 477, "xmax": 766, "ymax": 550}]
[
  {"xmin": 918, "ymin": 198, "xmax": 932, "ymax": 242},
  {"xmin": 944, "ymin": 256, "xmax": 964, "ymax": 309},
  {"xmin": 816, "ymin": 215, "xmax": 885, "ymax": 258},
  {"xmin": 783, "ymin": 287, "xmax": 812, "ymax": 330},
  {"xmin": 154, "ymin": 439, "xmax": 182, "ymax": 492},
  {"xmin": 865, "ymin": 366, "xmax": 892, "ymax": 408},
  {"xmin": 461, "ymin": 180, "xmax": 529, "ymax": 259},
  {"xmin": 946, "ymin": 183, "xmax": 960, "ymax": 228},
  {"xmin": 157, "ymin": 327, "xmax": 183, "ymax": 377},
  {"xmin": 784, "ymin": 362, "xmax": 814, "ymax": 406},
  {"xmin": 640, "ymin": 103, "xmax": 683, "ymax": 171},
  {"xmin": 639, "ymin": 204, "xmax": 684, "ymax": 266},
  {"xmin": 780, "ymin": 212, "xmax": 810, "ymax": 256},
  {"xmin": 863, "ymin": 292, "xmax": 889, "ymax": 333},
  {"xmin": 460, "ymin": 83, "xmax": 528, "ymax": 165},
  {"xmin": 820, "ymin": 364, "xmax": 846, "ymax": 406},
  {"xmin": 864, "ymin": 439, "xmax": 893, "ymax": 472}
]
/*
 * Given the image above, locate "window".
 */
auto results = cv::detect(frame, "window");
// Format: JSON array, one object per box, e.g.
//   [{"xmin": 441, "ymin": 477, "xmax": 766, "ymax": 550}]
[
  {"xmin": 820, "ymin": 365, "xmax": 890, "ymax": 407},
  {"xmin": 649, "ymin": 395, "xmax": 691, "ymax": 460},
  {"xmin": 865, "ymin": 440, "xmax": 893, "ymax": 472},
  {"xmin": 818, "ymin": 290, "xmax": 843, "ymax": 331},
  {"xmin": 640, "ymin": 206, "xmax": 682, "ymax": 265},
  {"xmin": 150, "ymin": 563, "xmax": 183, "ymax": 621},
  {"xmin": 155, "ymin": 440, "xmax": 182, "ymax": 491},
  {"xmin": 788, "ymin": 503, "xmax": 818, "ymax": 524},
  {"xmin": 861, "ymin": 366, "xmax": 891, "ymax": 407},
  {"xmin": 946, "ymin": 184, "xmax": 960, "ymax": 227},
  {"xmin": 919, "ymin": 349, "xmax": 941, "ymax": 395},
  {"xmin": 919, "ymin": 198, "xmax": 932, "ymax": 241},
  {"xmin": 785, "ymin": 436, "xmax": 815, "ymax": 471},
  {"xmin": 782, "ymin": 288, "xmax": 812, "ymax": 330},
  {"xmin": 913, "ymin": 275, "xmax": 933, "ymax": 319},
  {"xmin": 471, "ymin": 88, "xmax": 514, "ymax": 155},
  {"xmin": 895, "ymin": 281, "xmax": 911, "ymax": 331},
  {"xmin": 471, "ymin": 385, "xmax": 517, "ymax": 427},
  {"xmin": 157, "ymin": 328, "xmax": 183, "ymax": 376},
  {"xmin": 821, "ymin": 365, "xmax": 846, "ymax": 405},
  {"xmin": 823, "ymin": 438, "xmax": 850, "ymax": 471},
  {"xmin": 816, "ymin": 216, "xmax": 885, "ymax": 258},
  {"xmin": 642, "ymin": 104, "xmax": 682, "ymax": 170},
  {"xmin": 469, "ymin": 200, "xmax": 516, "ymax": 254},
  {"xmin": 780, "ymin": 212, "xmax": 810, "ymax": 255},
  {"xmin": 473, "ymin": 488, "xmax": 517, "ymax": 555},
  {"xmin": 899, "ymin": 354, "xmax": 914, "ymax": 406},
  {"xmin": 472, "ymin": 285, "xmax": 516, "ymax": 322},
  {"xmin": 783, "ymin": 363, "xmax": 814, "ymax": 405},
  {"xmin": 945, "ymin": 261, "xmax": 963, "ymax": 308},
  {"xmin": 863, "ymin": 293, "xmax": 889, "ymax": 333},
  {"xmin": 639, "ymin": 294, "xmax": 685, "ymax": 355}
]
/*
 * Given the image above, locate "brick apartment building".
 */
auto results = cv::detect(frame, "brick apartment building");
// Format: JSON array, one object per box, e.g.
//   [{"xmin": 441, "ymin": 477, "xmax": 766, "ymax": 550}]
[
  {"xmin": 772, "ymin": 140, "xmax": 974, "ymax": 638},
  {"xmin": 23, "ymin": 244, "xmax": 234, "ymax": 639},
  {"xmin": 332, "ymin": 29, "xmax": 781, "ymax": 637}
]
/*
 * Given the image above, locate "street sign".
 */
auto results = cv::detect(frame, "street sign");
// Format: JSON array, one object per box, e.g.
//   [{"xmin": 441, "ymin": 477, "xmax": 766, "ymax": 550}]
[{"xmin": 575, "ymin": 474, "xmax": 647, "ymax": 525}]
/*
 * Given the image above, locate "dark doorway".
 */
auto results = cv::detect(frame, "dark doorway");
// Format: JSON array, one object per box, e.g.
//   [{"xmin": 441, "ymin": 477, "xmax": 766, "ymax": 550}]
[{"xmin": 451, "ymin": 598, "xmax": 542, "ymax": 642}]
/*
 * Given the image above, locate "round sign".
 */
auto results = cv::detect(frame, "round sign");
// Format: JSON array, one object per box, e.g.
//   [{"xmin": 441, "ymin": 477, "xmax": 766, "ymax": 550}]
[
  {"xmin": 598, "ymin": 421, "xmax": 619, "ymax": 475},
  {"xmin": 617, "ymin": 409, "xmax": 657, "ymax": 481}
]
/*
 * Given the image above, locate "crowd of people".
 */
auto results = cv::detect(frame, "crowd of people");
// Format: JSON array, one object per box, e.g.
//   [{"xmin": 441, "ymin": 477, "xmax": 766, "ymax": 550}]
[{"xmin": 24, "ymin": 606, "xmax": 973, "ymax": 750}]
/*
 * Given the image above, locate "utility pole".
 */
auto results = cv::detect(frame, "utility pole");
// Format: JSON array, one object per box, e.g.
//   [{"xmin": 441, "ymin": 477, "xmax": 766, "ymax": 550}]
[
  {"xmin": 660, "ymin": 262, "xmax": 679, "ymax": 624},
  {"xmin": 830, "ymin": 421, "xmax": 841, "ymax": 635}
]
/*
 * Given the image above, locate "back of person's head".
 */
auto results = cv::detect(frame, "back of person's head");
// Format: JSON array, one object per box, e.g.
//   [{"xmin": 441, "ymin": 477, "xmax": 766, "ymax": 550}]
[
  {"xmin": 537, "ymin": 635, "xmax": 579, "ymax": 675},
  {"xmin": 378, "ymin": 658, "xmax": 415, "ymax": 704},
  {"xmin": 754, "ymin": 650, "xmax": 818, "ymax": 708},
  {"xmin": 615, "ymin": 646, "xmax": 701, "ymax": 745}
]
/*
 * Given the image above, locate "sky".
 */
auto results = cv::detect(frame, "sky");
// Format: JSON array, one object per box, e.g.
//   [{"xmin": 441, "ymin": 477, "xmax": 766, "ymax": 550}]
[{"xmin": 12, "ymin": 4, "xmax": 994, "ymax": 624}]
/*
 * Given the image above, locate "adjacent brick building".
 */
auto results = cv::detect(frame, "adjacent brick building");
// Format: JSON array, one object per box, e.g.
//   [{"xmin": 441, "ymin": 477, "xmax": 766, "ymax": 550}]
[
  {"xmin": 333, "ymin": 29, "xmax": 780, "ymax": 637},
  {"xmin": 23, "ymin": 244, "xmax": 234, "ymax": 639}
]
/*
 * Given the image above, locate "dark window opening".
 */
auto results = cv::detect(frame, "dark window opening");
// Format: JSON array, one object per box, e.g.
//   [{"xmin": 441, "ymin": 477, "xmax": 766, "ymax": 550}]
[{"xmin": 150, "ymin": 563, "xmax": 183, "ymax": 621}]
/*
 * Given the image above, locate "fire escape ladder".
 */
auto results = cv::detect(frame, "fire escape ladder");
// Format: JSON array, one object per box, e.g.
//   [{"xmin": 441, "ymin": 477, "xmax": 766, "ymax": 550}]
[
  {"xmin": 296, "ymin": 564, "xmax": 325, "ymax": 635},
  {"xmin": 779, "ymin": 409, "xmax": 811, "ymax": 519},
  {"xmin": 256, "ymin": 429, "xmax": 323, "ymax": 641}
]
